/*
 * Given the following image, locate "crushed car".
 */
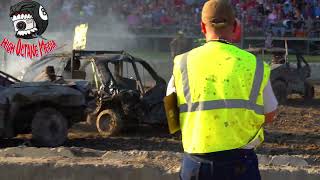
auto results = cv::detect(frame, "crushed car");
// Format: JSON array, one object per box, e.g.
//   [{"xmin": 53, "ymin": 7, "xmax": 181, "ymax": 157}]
[
  {"xmin": 0, "ymin": 70, "xmax": 91, "ymax": 147},
  {"xmin": 247, "ymin": 47, "xmax": 315, "ymax": 104},
  {"xmin": 22, "ymin": 50, "xmax": 167, "ymax": 136}
]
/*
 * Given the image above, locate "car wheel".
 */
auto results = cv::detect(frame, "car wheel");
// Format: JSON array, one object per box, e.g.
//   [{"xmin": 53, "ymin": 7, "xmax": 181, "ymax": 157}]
[
  {"xmin": 303, "ymin": 82, "xmax": 314, "ymax": 101},
  {"xmin": 272, "ymin": 80, "xmax": 287, "ymax": 104},
  {"xmin": 96, "ymin": 109, "xmax": 123, "ymax": 137},
  {"xmin": 31, "ymin": 108, "xmax": 68, "ymax": 147}
]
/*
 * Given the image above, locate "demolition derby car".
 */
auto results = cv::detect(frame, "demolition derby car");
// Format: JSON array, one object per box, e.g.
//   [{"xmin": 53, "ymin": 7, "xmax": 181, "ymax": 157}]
[
  {"xmin": 22, "ymin": 50, "xmax": 167, "ymax": 136},
  {"xmin": 0, "ymin": 70, "xmax": 90, "ymax": 147},
  {"xmin": 247, "ymin": 47, "xmax": 314, "ymax": 104}
]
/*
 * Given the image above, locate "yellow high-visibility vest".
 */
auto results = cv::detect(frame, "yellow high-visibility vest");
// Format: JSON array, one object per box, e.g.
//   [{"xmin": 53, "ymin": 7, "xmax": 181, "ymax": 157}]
[{"xmin": 173, "ymin": 41, "xmax": 270, "ymax": 153}]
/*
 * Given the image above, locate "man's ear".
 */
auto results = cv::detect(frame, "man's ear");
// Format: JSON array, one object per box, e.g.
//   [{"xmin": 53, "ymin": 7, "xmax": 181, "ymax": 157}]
[
  {"xmin": 231, "ymin": 18, "xmax": 241, "ymax": 43},
  {"xmin": 201, "ymin": 21, "xmax": 207, "ymax": 35}
]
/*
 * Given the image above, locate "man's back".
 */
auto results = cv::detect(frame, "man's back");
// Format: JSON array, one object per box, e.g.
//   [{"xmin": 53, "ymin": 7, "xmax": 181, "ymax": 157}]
[
  {"xmin": 183, "ymin": 41, "xmax": 258, "ymax": 100},
  {"xmin": 168, "ymin": 1, "xmax": 277, "ymax": 179},
  {"xmin": 173, "ymin": 41, "xmax": 270, "ymax": 153}
]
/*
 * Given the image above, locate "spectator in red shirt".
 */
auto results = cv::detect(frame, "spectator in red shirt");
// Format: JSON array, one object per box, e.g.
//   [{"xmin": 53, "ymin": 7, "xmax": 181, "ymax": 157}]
[{"xmin": 174, "ymin": 0, "xmax": 185, "ymax": 7}]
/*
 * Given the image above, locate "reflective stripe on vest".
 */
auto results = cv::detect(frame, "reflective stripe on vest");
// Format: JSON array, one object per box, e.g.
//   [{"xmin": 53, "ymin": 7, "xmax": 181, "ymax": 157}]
[{"xmin": 178, "ymin": 53, "xmax": 264, "ymax": 114}]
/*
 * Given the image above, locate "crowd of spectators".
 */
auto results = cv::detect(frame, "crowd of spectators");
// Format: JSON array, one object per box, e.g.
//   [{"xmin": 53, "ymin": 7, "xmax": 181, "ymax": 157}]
[
  {"xmin": 46, "ymin": 0, "xmax": 207, "ymax": 36},
  {"xmin": 237, "ymin": 0, "xmax": 320, "ymax": 38},
  {"xmin": 1, "ymin": 0, "xmax": 320, "ymax": 38}
]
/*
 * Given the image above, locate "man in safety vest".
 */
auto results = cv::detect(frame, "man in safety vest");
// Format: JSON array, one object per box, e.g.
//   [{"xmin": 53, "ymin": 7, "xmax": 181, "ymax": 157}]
[{"xmin": 166, "ymin": 0, "xmax": 278, "ymax": 179}]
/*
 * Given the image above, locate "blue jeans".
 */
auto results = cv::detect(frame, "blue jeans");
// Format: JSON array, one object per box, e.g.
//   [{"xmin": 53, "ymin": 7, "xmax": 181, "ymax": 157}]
[{"xmin": 180, "ymin": 149, "xmax": 261, "ymax": 180}]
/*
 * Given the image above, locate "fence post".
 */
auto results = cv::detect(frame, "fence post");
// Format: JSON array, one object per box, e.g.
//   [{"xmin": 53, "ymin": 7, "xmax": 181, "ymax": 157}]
[
  {"xmin": 307, "ymin": 38, "xmax": 310, "ymax": 55},
  {"xmin": 240, "ymin": 14, "xmax": 245, "ymax": 49}
]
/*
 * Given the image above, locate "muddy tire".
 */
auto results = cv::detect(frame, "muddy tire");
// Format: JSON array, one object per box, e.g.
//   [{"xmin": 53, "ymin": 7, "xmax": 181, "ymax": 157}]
[
  {"xmin": 96, "ymin": 109, "xmax": 123, "ymax": 137},
  {"xmin": 272, "ymin": 80, "xmax": 287, "ymax": 104},
  {"xmin": 31, "ymin": 108, "xmax": 68, "ymax": 147},
  {"xmin": 303, "ymin": 82, "xmax": 315, "ymax": 101}
]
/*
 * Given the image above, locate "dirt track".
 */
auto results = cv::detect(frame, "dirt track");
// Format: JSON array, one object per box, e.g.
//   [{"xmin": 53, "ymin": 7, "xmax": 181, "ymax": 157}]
[
  {"xmin": 0, "ymin": 87, "xmax": 320, "ymax": 167},
  {"xmin": 261, "ymin": 94, "xmax": 320, "ymax": 165},
  {"xmin": 71, "ymin": 86, "xmax": 320, "ymax": 166}
]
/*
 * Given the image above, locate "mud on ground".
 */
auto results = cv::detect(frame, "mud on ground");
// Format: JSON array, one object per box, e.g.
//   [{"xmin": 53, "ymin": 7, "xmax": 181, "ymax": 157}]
[
  {"xmin": 0, "ymin": 87, "xmax": 320, "ymax": 167},
  {"xmin": 261, "ymin": 87, "xmax": 320, "ymax": 165}
]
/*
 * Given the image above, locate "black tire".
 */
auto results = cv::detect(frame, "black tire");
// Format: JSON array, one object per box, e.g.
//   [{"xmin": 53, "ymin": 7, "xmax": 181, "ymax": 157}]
[
  {"xmin": 303, "ymin": 82, "xmax": 315, "ymax": 101},
  {"xmin": 31, "ymin": 108, "xmax": 68, "ymax": 147},
  {"xmin": 96, "ymin": 109, "xmax": 123, "ymax": 137},
  {"xmin": 272, "ymin": 80, "xmax": 287, "ymax": 104}
]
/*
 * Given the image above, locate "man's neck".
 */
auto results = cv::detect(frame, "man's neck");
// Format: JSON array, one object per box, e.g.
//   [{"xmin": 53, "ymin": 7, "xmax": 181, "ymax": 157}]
[{"xmin": 205, "ymin": 33, "xmax": 230, "ymax": 42}]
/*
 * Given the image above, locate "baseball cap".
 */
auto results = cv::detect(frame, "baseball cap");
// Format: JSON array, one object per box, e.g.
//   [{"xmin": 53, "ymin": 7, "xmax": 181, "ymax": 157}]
[{"xmin": 201, "ymin": 0, "xmax": 235, "ymax": 29}]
